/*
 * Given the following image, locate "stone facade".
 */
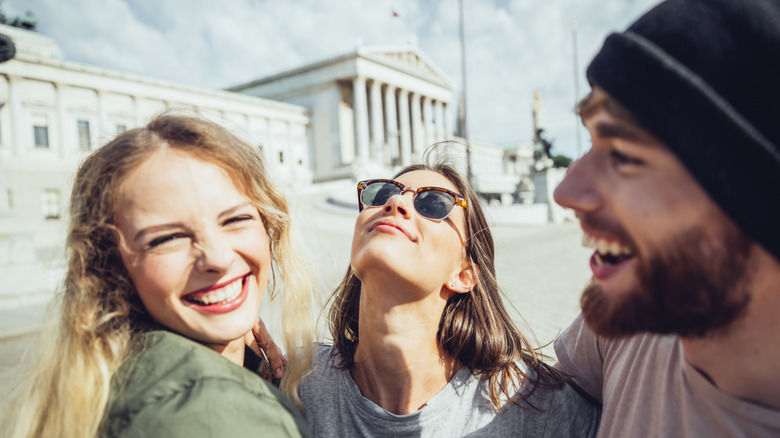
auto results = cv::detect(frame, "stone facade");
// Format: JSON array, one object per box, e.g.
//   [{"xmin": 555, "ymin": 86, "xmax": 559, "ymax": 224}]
[
  {"xmin": 0, "ymin": 24, "xmax": 311, "ymax": 252},
  {"xmin": 228, "ymin": 46, "xmax": 453, "ymax": 182}
]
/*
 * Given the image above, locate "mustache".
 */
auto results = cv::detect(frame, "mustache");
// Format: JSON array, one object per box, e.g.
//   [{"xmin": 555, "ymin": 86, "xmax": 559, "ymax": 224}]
[{"xmin": 577, "ymin": 212, "xmax": 639, "ymax": 253}]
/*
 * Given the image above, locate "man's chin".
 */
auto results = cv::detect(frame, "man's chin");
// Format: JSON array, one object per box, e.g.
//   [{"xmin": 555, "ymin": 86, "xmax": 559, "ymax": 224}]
[
  {"xmin": 580, "ymin": 216, "xmax": 755, "ymax": 340},
  {"xmin": 580, "ymin": 280, "xmax": 649, "ymax": 339},
  {"xmin": 580, "ymin": 270, "xmax": 751, "ymax": 340}
]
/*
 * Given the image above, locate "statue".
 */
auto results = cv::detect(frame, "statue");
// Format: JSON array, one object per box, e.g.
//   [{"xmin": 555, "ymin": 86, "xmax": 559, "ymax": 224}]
[
  {"xmin": 531, "ymin": 90, "xmax": 553, "ymax": 170},
  {"xmin": 0, "ymin": 33, "xmax": 16, "ymax": 63}
]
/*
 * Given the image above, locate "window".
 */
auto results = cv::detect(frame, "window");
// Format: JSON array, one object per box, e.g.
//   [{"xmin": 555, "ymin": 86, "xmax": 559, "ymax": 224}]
[
  {"xmin": 116, "ymin": 124, "xmax": 127, "ymax": 134},
  {"xmin": 42, "ymin": 189, "xmax": 60, "ymax": 220},
  {"xmin": 77, "ymin": 120, "xmax": 91, "ymax": 151},
  {"xmin": 33, "ymin": 125, "xmax": 49, "ymax": 148}
]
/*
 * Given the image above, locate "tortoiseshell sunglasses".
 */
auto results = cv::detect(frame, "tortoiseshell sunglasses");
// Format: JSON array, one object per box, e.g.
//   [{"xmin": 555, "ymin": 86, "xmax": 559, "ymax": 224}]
[{"xmin": 357, "ymin": 179, "xmax": 470, "ymax": 249}]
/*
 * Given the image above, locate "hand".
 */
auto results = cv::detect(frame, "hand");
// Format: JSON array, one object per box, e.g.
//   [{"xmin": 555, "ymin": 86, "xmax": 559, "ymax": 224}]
[{"xmin": 245, "ymin": 317, "xmax": 286, "ymax": 380}]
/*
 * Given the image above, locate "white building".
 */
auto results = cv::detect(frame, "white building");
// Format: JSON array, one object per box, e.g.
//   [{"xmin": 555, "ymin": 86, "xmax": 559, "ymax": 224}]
[
  {"xmin": 0, "ymin": 24, "xmax": 316, "ymax": 307},
  {"xmin": 0, "ymin": 25, "xmax": 553, "ymax": 308},
  {"xmin": 228, "ymin": 46, "xmax": 454, "ymax": 182},
  {"xmin": 0, "ymin": 24, "xmax": 312, "ymax": 253}
]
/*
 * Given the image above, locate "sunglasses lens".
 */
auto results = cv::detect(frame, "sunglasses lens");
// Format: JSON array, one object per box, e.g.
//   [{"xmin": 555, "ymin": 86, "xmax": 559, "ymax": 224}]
[
  {"xmin": 362, "ymin": 182, "xmax": 401, "ymax": 207},
  {"xmin": 414, "ymin": 190, "xmax": 455, "ymax": 220}
]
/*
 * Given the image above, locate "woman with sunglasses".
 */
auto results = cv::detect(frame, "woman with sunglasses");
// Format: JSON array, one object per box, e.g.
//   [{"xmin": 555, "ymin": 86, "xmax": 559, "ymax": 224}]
[
  {"xmin": 2, "ymin": 114, "xmax": 313, "ymax": 437},
  {"xmin": 297, "ymin": 161, "xmax": 600, "ymax": 436}
]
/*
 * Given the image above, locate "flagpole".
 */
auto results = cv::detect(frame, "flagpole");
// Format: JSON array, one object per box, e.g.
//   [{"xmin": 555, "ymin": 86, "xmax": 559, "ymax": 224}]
[
  {"xmin": 458, "ymin": 0, "xmax": 472, "ymax": 183},
  {"xmin": 572, "ymin": 20, "xmax": 582, "ymax": 158}
]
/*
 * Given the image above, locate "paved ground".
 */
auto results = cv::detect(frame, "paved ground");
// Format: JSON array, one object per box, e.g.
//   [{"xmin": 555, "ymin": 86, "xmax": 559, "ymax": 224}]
[{"xmin": 0, "ymin": 196, "xmax": 591, "ymax": 388}]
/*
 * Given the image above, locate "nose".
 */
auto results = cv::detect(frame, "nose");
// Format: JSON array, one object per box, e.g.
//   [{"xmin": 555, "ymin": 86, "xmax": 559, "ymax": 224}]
[
  {"xmin": 193, "ymin": 231, "xmax": 234, "ymax": 274},
  {"xmin": 553, "ymin": 151, "xmax": 600, "ymax": 213},
  {"xmin": 383, "ymin": 189, "xmax": 414, "ymax": 217}
]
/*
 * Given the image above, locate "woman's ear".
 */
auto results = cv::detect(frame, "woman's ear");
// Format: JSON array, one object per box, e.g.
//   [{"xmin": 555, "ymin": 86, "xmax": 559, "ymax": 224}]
[{"xmin": 446, "ymin": 262, "xmax": 478, "ymax": 293}]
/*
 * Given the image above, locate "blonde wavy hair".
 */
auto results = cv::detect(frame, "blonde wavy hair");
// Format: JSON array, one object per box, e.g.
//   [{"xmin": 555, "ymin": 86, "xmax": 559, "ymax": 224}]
[{"xmin": 1, "ymin": 114, "xmax": 314, "ymax": 437}]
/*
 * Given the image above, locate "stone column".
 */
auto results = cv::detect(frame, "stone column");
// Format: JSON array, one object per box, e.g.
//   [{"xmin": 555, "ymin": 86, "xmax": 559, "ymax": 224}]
[
  {"xmin": 263, "ymin": 117, "xmax": 273, "ymax": 167},
  {"xmin": 422, "ymin": 96, "xmax": 433, "ymax": 148},
  {"xmin": 383, "ymin": 85, "xmax": 398, "ymax": 165},
  {"xmin": 286, "ymin": 121, "xmax": 296, "ymax": 177},
  {"xmin": 410, "ymin": 92, "xmax": 422, "ymax": 161},
  {"xmin": 96, "ymin": 89, "xmax": 107, "ymax": 144},
  {"xmin": 442, "ymin": 102, "xmax": 450, "ymax": 140},
  {"xmin": 434, "ymin": 100, "xmax": 445, "ymax": 143},
  {"xmin": 398, "ymin": 89, "xmax": 412, "ymax": 166},
  {"xmin": 369, "ymin": 79, "xmax": 384, "ymax": 163},
  {"xmin": 54, "ymin": 82, "xmax": 68, "ymax": 157},
  {"xmin": 0, "ymin": 77, "xmax": 10, "ymax": 212},
  {"xmin": 132, "ymin": 95, "xmax": 142, "ymax": 127},
  {"xmin": 8, "ymin": 75, "xmax": 23, "ymax": 156},
  {"xmin": 0, "ymin": 155, "xmax": 8, "ymax": 213},
  {"xmin": 353, "ymin": 76, "xmax": 370, "ymax": 163}
]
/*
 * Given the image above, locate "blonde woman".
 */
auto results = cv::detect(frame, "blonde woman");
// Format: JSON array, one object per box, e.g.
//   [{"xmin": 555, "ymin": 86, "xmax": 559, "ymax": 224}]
[
  {"xmin": 297, "ymin": 161, "xmax": 600, "ymax": 437},
  {"xmin": 1, "ymin": 114, "xmax": 313, "ymax": 437}
]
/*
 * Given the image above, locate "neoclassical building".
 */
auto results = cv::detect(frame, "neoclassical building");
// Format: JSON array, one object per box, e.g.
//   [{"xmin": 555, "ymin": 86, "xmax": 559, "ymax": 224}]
[
  {"xmin": 228, "ymin": 46, "xmax": 453, "ymax": 181},
  {"xmin": 0, "ymin": 24, "xmax": 551, "ymax": 308},
  {"xmin": 0, "ymin": 24, "xmax": 312, "ymax": 252}
]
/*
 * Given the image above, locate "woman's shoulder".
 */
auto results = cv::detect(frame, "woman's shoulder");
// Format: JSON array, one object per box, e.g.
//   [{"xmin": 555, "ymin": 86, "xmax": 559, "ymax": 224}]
[
  {"xmin": 301, "ymin": 343, "xmax": 342, "ymax": 378},
  {"xmin": 103, "ymin": 330, "xmax": 311, "ymax": 437},
  {"xmin": 298, "ymin": 343, "xmax": 345, "ymax": 400}
]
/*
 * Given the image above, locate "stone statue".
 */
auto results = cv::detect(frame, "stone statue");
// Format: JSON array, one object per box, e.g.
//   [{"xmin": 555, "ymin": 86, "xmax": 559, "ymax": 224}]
[{"xmin": 0, "ymin": 33, "xmax": 16, "ymax": 63}]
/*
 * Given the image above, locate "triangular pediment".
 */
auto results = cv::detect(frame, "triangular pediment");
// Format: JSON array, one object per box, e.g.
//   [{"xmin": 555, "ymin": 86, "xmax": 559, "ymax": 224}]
[{"xmin": 361, "ymin": 47, "xmax": 452, "ymax": 87}]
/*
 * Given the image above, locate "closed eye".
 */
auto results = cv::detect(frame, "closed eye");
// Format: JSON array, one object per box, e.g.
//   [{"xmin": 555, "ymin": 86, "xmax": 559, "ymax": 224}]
[
  {"xmin": 609, "ymin": 150, "xmax": 645, "ymax": 168},
  {"xmin": 147, "ymin": 233, "xmax": 188, "ymax": 248},
  {"xmin": 223, "ymin": 215, "xmax": 255, "ymax": 226}
]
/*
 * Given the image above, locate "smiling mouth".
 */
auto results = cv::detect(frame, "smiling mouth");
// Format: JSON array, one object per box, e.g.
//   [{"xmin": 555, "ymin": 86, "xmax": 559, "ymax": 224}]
[
  {"xmin": 184, "ymin": 274, "xmax": 247, "ymax": 306},
  {"xmin": 583, "ymin": 233, "xmax": 635, "ymax": 269}
]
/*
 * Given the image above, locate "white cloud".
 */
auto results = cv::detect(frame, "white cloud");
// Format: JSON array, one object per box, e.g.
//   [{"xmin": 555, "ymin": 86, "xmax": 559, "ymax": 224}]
[{"xmin": 6, "ymin": 0, "xmax": 663, "ymax": 157}]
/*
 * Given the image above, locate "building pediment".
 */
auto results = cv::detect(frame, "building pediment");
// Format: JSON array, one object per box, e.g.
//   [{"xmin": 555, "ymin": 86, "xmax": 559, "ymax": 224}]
[{"xmin": 359, "ymin": 47, "xmax": 452, "ymax": 88}]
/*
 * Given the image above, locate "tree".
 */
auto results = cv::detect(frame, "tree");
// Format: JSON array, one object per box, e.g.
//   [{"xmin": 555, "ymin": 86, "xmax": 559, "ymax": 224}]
[{"xmin": 552, "ymin": 154, "xmax": 573, "ymax": 168}]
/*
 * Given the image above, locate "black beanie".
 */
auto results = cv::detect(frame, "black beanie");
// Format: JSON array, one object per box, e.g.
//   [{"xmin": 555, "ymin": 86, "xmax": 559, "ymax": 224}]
[{"xmin": 587, "ymin": 0, "xmax": 780, "ymax": 262}]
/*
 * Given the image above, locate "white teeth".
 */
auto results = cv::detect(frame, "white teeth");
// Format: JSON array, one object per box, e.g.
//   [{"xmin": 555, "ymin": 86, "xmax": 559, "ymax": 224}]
[
  {"xmin": 581, "ymin": 234, "xmax": 633, "ymax": 257},
  {"xmin": 189, "ymin": 278, "xmax": 243, "ymax": 305},
  {"xmin": 594, "ymin": 253, "xmax": 604, "ymax": 267}
]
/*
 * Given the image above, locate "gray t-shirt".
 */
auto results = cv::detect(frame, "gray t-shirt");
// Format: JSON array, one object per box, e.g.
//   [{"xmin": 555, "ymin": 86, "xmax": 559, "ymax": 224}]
[
  {"xmin": 298, "ymin": 344, "xmax": 600, "ymax": 437},
  {"xmin": 554, "ymin": 313, "xmax": 780, "ymax": 437}
]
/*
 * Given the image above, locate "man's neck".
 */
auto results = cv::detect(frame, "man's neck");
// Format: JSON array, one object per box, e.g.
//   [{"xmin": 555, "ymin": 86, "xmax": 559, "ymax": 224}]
[{"xmin": 681, "ymin": 250, "xmax": 780, "ymax": 409}]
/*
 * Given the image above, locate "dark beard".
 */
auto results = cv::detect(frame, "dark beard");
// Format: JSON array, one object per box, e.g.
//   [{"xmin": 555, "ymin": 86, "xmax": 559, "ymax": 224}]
[{"xmin": 581, "ymin": 221, "xmax": 753, "ymax": 339}]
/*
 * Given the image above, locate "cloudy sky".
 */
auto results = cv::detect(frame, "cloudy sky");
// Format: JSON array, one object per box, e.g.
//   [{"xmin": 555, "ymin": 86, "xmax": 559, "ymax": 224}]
[{"xmin": 6, "ymin": 0, "xmax": 662, "ymax": 158}]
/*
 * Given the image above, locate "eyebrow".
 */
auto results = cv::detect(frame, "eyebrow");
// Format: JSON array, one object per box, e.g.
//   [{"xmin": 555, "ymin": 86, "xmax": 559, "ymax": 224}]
[
  {"xmin": 132, "ymin": 202, "xmax": 256, "ymax": 243},
  {"xmin": 592, "ymin": 121, "xmax": 643, "ymax": 142}
]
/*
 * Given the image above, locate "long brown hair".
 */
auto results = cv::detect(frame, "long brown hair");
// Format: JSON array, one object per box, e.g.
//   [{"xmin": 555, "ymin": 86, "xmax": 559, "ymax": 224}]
[
  {"xmin": 327, "ymin": 156, "xmax": 563, "ymax": 410},
  {"xmin": 2, "ymin": 113, "xmax": 313, "ymax": 437}
]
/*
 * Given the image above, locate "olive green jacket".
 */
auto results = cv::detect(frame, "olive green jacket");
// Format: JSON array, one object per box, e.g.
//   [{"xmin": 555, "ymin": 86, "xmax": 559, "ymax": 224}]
[{"xmin": 100, "ymin": 330, "xmax": 312, "ymax": 437}]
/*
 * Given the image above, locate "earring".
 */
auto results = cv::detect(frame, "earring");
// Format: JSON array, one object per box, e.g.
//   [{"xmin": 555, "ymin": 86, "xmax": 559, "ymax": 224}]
[{"xmin": 450, "ymin": 283, "xmax": 455, "ymax": 288}]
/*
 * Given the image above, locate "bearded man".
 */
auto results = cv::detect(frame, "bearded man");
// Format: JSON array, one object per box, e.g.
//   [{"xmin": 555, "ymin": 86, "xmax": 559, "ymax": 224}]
[{"xmin": 553, "ymin": 0, "xmax": 780, "ymax": 436}]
